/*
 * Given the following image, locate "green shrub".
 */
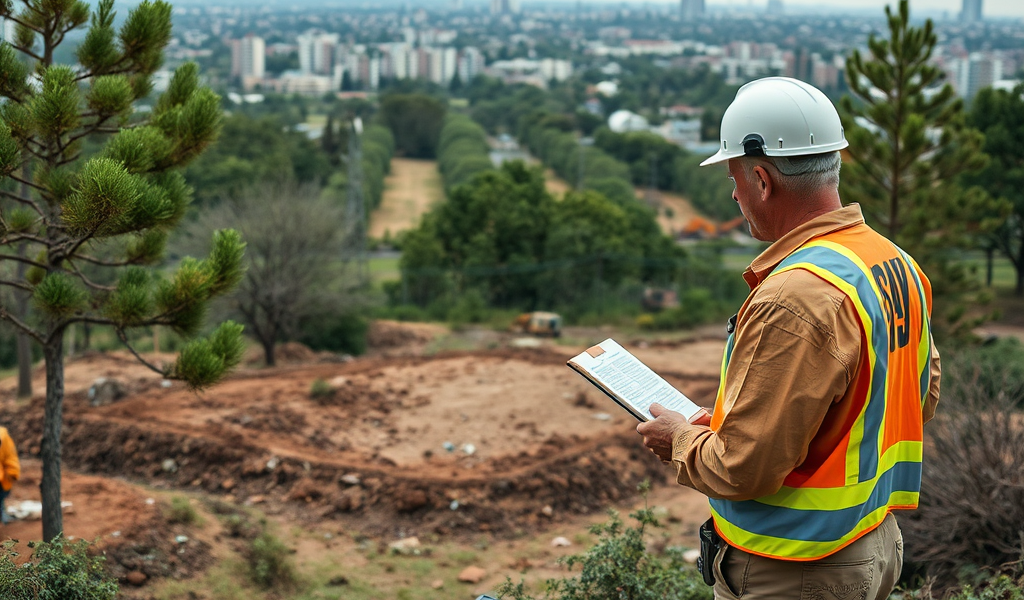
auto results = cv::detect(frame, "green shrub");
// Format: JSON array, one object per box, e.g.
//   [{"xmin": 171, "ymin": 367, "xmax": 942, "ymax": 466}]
[
  {"xmin": 309, "ymin": 378, "xmax": 334, "ymax": 401},
  {"xmin": 497, "ymin": 483, "xmax": 712, "ymax": 600},
  {"xmin": 940, "ymin": 575, "xmax": 1024, "ymax": 600},
  {"xmin": 447, "ymin": 289, "xmax": 489, "ymax": 325},
  {"xmin": 166, "ymin": 496, "xmax": 200, "ymax": 525},
  {"xmin": 648, "ymin": 288, "xmax": 718, "ymax": 330},
  {"xmin": 0, "ymin": 537, "xmax": 119, "ymax": 600},
  {"xmin": 901, "ymin": 344, "xmax": 1024, "ymax": 588},
  {"xmin": 247, "ymin": 531, "xmax": 296, "ymax": 589},
  {"xmin": 299, "ymin": 312, "xmax": 368, "ymax": 356}
]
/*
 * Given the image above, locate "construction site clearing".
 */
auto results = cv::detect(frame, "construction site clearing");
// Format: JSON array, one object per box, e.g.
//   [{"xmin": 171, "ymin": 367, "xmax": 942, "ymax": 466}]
[{"xmin": 0, "ymin": 320, "xmax": 728, "ymax": 595}]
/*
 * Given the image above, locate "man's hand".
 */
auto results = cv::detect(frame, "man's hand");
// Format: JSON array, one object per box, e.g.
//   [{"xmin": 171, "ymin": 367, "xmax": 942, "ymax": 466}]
[{"xmin": 636, "ymin": 403, "xmax": 710, "ymax": 462}]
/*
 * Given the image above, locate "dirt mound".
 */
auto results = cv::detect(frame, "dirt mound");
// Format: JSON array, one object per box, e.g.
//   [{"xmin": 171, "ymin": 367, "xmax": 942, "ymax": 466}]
[{"xmin": 6, "ymin": 346, "xmax": 720, "ymax": 542}]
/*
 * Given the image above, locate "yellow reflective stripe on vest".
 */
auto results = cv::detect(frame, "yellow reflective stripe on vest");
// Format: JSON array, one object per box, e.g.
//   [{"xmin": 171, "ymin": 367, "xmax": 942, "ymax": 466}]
[
  {"xmin": 752, "ymin": 440, "xmax": 922, "ymax": 510},
  {"xmin": 711, "ymin": 491, "xmax": 919, "ymax": 561}
]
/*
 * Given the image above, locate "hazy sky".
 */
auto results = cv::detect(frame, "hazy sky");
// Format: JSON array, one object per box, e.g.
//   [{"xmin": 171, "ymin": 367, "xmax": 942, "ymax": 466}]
[{"xmin": 583, "ymin": 0, "xmax": 1023, "ymax": 18}]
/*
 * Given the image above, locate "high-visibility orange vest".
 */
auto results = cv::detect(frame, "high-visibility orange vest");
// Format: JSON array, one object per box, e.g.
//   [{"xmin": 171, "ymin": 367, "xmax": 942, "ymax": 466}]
[{"xmin": 709, "ymin": 223, "xmax": 933, "ymax": 561}]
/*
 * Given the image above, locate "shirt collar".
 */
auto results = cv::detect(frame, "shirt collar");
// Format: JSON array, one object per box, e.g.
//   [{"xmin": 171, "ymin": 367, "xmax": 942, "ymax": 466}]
[{"xmin": 742, "ymin": 203, "xmax": 865, "ymax": 289}]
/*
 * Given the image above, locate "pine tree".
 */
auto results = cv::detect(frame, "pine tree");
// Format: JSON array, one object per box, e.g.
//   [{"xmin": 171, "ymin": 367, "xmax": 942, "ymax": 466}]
[
  {"xmin": 0, "ymin": 0, "xmax": 245, "ymax": 541},
  {"xmin": 840, "ymin": 0, "xmax": 1007, "ymax": 330}
]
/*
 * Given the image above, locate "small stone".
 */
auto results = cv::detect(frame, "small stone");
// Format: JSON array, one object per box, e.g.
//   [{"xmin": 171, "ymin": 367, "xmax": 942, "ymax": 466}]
[
  {"xmin": 340, "ymin": 474, "xmax": 361, "ymax": 486},
  {"xmin": 450, "ymin": 500, "xmax": 459, "ymax": 510},
  {"xmin": 145, "ymin": 498, "xmax": 155, "ymax": 505},
  {"xmin": 457, "ymin": 566, "xmax": 486, "ymax": 583},
  {"xmin": 388, "ymin": 537, "xmax": 421, "ymax": 554},
  {"xmin": 111, "ymin": 530, "xmax": 121, "ymax": 538},
  {"xmin": 221, "ymin": 478, "xmax": 236, "ymax": 491},
  {"xmin": 161, "ymin": 459, "xmax": 178, "ymax": 473},
  {"xmin": 431, "ymin": 579, "xmax": 444, "ymax": 589},
  {"xmin": 442, "ymin": 441, "xmax": 455, "ymax": 452},
  {"xmin": 550, "ymin": 536, "xmax": 572, "ymax": 547},
  {"xmin": 540, "ymin": 505, "xmax": 553, "ymax": 517},
  {"xmin": 246, "ymin": 495, "xmax": 265, "ymax": 505},
  {"xmin": 593, "ymin": 413, "xmax": 612, "ymax": 421},
  {"xmin": 461, "ymin": 443, "xmax": 476, "ymax": 455},
  {"xmin": 174, "ymin": 535, "xmax": 189, "ymax": 544},
  {"xmin": 161, "ymin": 380, "xmax": 173, "ymax": 388},
  {"xmin": 125, "ymin": 571, "xmax": 147, "ymax": 586},
  {"xmin": 266, "ymin": 457, "xmax": 279, "ymax": 471},
  {"xmin": 683, "ymin": 548, "xmax": 701, "ymax": 564},
  {"xmin": 89, "ymin": 377, "xmax": 128, "ymax": 406}
]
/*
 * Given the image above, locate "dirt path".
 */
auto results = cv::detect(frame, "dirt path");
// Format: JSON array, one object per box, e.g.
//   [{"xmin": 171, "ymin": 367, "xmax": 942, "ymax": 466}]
[{"xmin": 369, "ymin": 158, "xmax": 444, "ymax": 239}]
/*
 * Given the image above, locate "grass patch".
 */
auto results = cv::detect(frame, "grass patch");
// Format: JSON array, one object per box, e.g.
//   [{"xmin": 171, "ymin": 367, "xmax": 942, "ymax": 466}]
[{"xmin": 165, "ymin": 496, "xmax": 201, "ymax": 526}]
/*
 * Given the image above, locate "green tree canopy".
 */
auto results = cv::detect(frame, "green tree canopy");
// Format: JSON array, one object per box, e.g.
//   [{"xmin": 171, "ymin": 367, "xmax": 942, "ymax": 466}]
[
  {"xmin": 967, "ymin": 84, "xmax": 1024, "ymax": 296},
  {"xmin": 0, "ymin": 0, "xmax": 244, "ymax": 541}
]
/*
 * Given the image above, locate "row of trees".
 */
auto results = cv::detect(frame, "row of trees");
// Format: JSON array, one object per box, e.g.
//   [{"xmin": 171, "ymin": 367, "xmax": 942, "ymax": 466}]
[{"xmin": 436, "ymin": 114, "xmax": 495, "ymax": 191}]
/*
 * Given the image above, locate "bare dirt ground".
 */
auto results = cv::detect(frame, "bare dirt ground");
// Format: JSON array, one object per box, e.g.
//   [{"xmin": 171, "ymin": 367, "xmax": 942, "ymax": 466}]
[
  {"xmin": 368, "ymin": 158, "xmax": 444, "ymax": 239},
  {"xmin": 0, "ymin": 323, "xmax": 725, "ymax": 596},
  {"xmin": 649, "ymin": 190, "xmax": 706, "ymax": 236}
]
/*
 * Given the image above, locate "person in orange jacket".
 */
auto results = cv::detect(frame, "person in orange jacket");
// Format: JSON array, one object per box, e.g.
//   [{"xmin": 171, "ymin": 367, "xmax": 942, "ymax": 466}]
[{"xmin": 0, "ymin": 426, "xmax": 20, "ymax": 524}]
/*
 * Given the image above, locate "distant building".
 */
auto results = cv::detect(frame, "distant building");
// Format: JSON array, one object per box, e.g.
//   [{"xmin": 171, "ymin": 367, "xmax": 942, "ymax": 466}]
[
  {"xmin": 961, "ymin": 52, "xmax": 1003, "ymax": 99},
  {"xmin": 961, "ymin": 0, "xmax": 983, "ymax": 23},
  {"xmin": 490, "ymin": 0, "xmax": 521, "ymax": 15},
  {"xmin": 681, "ymin": 0, "xmax": 705, "ymax": 21},
  {"xmin": 297, "ymin": 31, "xmax": 339, "ymax": 75},
  {"xmin": 458, "ymin": 47, "xmax": 485, "ymax": 83},
  {"xmin": 231, "ymin": 34, "xmax": 266, "ymax": 90},
  {"xmin": 608, "ymin": 110, "xmax": 649, "ymax": 133}
]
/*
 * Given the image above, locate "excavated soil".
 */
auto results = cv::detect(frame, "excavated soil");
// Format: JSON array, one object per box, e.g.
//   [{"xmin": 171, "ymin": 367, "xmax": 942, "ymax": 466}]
[{"xmin": 1, "ymin": 326, "xmax": 727, "ymax": 589}]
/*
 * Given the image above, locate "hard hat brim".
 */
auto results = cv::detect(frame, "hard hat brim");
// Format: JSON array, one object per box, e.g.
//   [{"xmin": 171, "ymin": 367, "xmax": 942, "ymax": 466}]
[{"xmin": 699, "ymin": 140, "xmax": 849, "ymax": 168}]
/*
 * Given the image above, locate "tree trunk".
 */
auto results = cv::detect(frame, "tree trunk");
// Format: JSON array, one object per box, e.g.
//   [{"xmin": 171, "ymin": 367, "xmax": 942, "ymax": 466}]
[
  {"xmin": 1017, "ymin": 242, "xmax": 1024, "ymax": 297},
  {"xmin": 14, "ymin": 244, "xmax": 32, "ymax": 399},
  {"xmin": 986, "ymin": 246, "xmax": 994, "ymax": 288},
  {"xmin": 16, "ymin": 333, "xmax": 32, "ymax": 399},
  {"xmin": 263, "ymin": 339, "xmax": 276, "ymax": 367},
  {"xmin": 41, "ymin": 331, "xmax": 65, "ymax": 542}
]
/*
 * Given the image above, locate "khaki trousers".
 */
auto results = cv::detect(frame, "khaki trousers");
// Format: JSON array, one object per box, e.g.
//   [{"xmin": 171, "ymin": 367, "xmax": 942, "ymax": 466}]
[{"xmin": 712, "ymin": 513, "xmax": 904, "ymax": 600}]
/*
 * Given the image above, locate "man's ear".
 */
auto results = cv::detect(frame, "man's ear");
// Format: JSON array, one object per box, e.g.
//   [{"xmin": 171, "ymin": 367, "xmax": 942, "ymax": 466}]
[{"xmin": 753, "ymin": 165, "xmax": 772, "ymax": 200}]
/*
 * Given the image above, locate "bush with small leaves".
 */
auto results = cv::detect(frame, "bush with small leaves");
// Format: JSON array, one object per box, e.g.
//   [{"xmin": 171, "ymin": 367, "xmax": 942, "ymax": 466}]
[
  {"xmin": 247, "ymin": 530, "xmax": 296, "ymax": 589},
  {"xmin": 497, "ymin": 482, "xmax": 712, "ymax": 600},
  {"xmin": 0, "ymin": 537, "xmax": 119, "ymax": 600}
]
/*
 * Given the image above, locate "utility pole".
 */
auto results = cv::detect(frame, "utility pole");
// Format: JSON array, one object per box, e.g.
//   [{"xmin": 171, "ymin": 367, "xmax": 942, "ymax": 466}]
[{"xmin": 346, "ymin": 117, "xmax": 368, "ymax": 284}]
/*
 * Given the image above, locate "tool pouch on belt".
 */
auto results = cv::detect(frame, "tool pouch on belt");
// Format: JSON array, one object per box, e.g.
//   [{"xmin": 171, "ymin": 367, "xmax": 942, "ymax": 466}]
[{"xmin": 697, "ymin": 517, "xmax": 721, "ymax": 587}]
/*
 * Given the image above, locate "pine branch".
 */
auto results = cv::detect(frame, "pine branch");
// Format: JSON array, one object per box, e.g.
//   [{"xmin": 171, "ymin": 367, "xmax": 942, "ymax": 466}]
[
  {"xmin": 11, "ymin": 44, "xmax": 44, "ymax": 63},
  {"xmin": 60, "ymin": 224, "xmax": 102, "ymax": 265},
  {"xmin": 0, "ymin": 303, "xmax": 45, "ymax": 343},
  {"xmin": 64, "ymin": 259, "xmax": 115, "ymax": 291},
  {"xmin": 8, "ymin": 171, "xmax": 46, "ymax": 193},
  {"xmin": 0, "ymin": 278, "xmax": 34, "ymax": 292},
  {"xmin": 3, "ymin": 13, "xmax": 43, "ymax": 35},
  {"xmin": 0, "ymin": 189, "xmax": 45, "ymax": 216},
  {"xmin": 0, "ymin": 252, "xmax": 48, "ymax": 269},
  {"xmin": 115, "ymin": 327, "xmax": 169, "ymax": 377},
  {"xmin": 73, "ymin": 253, "xmax": 134, "ymax": 267},
  {"xmin": 1, "ymin": 232, "xmax": 49, "ymax": 246}
]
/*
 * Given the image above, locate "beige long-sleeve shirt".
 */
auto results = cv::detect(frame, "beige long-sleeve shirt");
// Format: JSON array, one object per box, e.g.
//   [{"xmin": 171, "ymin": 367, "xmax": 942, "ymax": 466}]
[{"xmin": 671, "ymin": 204, "xmax": 941, "ymax": 501}]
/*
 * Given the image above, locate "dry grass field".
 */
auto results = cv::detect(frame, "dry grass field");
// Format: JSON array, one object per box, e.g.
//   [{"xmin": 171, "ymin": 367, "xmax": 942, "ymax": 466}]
[{"xmin": 369, "ymin": 158, "xmax": 445, "ymax": 239}]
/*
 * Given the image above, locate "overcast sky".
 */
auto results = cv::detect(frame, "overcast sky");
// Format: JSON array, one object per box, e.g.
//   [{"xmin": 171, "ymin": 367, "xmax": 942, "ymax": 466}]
[{"xmin": 579, "ymin": 0, "xmax": 1022, "ymax": 18}]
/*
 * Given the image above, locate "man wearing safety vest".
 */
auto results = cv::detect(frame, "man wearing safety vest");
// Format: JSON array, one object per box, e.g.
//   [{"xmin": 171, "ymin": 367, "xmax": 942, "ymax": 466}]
[{"xmin": 637, "ymin": 77, "xmax": 941, "ymax": 599}]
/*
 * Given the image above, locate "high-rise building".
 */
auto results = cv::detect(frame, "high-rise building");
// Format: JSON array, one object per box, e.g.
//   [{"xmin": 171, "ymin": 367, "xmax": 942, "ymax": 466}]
[
  {"xmin": 681, "ymin": 0, "xmax": 705, "ymax": 20},
  {"xmin": 962, "ymin": 0, "xmax": 983, "ymax": 22},
  {"xmin": 458, "ymin": 47, "xmax": 485, "ymax": 84},
  {"xmin": 231, "ymin": 34, "xmax": 265, "ymax": 90},
  {"xmin": 490, "ymin": 0, "xmax": 521, "ymax": 15},
  {"xmin": 297, "ymin": 31, "xmax": 340, "ymax": 75}
]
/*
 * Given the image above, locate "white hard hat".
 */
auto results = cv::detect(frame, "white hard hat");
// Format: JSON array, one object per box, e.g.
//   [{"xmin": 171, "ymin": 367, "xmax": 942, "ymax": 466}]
[{"xmin": 700, "ymin": 77, "xmax": 848, "ymax": 167}]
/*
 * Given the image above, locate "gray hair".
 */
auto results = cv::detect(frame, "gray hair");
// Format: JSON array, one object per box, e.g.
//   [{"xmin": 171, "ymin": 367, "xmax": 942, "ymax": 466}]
[{"xmin": 743, "ymin": 151, "xmax": 842, "ymax": 195}]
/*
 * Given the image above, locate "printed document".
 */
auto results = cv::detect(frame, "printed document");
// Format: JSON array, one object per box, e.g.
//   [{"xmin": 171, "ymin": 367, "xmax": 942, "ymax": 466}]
[{"xmin": 567, "ymin": 338, "xmax": 705, "ymax": 423}]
